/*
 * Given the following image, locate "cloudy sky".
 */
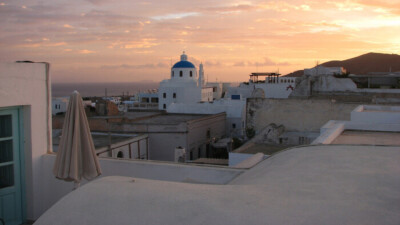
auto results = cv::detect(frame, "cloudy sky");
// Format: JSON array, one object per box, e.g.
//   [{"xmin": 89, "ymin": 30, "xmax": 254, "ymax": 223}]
[{"xmin": 0, "ymin": 0, "xmax": 399, "ymax": 83}]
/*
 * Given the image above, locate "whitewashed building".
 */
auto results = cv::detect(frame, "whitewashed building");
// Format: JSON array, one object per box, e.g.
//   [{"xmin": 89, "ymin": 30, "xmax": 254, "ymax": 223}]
[
  {"xmin": 226, "ymin": 73, "xmax": 297, "ymax": 99},
  {"xmin": 304, "ymin": 66, "xmax": 346, "ymax": 76},
  {"xmin": 206, "ymin": 82, "xmax": 231, "ymax": 100},
  {"xmin": 158, "ymin": 52, "xmax": 213, "ymax": 110},
  {"xmin": 51, "ymin": 97, "xmax": 69, "ymax": 115}
]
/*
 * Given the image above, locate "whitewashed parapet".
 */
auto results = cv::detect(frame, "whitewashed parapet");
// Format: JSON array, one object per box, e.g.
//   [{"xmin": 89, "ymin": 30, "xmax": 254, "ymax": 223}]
[{"xmin": 312, "ymin": 122, "xmax": 345, "ymax": 145}]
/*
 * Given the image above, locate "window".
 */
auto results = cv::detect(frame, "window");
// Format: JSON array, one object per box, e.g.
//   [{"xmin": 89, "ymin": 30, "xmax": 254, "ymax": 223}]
[
  {"xmin": 213, "ymin": 87, "xmax": 217, "ymax": 92},
  {"xmin": 172, "ymin": 71, "xmax": 174, "ymax": 77},
  {"xmin": 163, "ymin": 104, "xmax": 166, "ymax": 109},
  {"xmin": 163, "ymin": 93, "xmax": 166, "ymax": 98},
  {"xmin": 173, "ymin": 93, "xmax": 176, "ymax": 98},
  {"xmin": 206, "ymin": 129, "xmax": 210, "ymax": 139},
  {"xmin": 232, "ymin": 123, "xmax": 236, "ymax": 129},
  {"xmin": 190, "ymin": 71, "xmax": 192, "ymax": 77},
  {"xmin": 180, "ymin": 71, "xmax": 183, "ymax": 77}
]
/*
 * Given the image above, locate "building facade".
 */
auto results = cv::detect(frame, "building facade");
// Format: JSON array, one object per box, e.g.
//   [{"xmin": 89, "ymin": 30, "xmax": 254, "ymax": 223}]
[{"xmin": 0, "ymin": 62, "xmax": 52, "ymax": 223}]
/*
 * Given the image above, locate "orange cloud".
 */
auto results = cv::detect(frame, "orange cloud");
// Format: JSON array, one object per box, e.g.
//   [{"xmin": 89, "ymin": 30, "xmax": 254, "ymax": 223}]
[
  {"xmin": 63, "ymin": 24, "xmax": 74, "ymax": 28},
  {"xmin": 124, "ymin": 39, "xmax": 159, "ymax": 49},
  {"xmin": 78, "ymin": 49, "xmax": 95, "ymax": 54}
]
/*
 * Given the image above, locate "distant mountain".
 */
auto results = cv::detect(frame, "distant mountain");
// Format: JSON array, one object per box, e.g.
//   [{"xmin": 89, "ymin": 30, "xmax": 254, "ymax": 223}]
[{"xmin": 284, "ymin": 52, "xmax": 400, "ymax": 77}]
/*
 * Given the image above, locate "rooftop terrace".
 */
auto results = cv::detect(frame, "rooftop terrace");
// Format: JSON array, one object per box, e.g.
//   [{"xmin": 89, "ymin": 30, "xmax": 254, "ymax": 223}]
[{"xmin": 35, "ymin": 145, "xmax": 400, "ymax": 225}]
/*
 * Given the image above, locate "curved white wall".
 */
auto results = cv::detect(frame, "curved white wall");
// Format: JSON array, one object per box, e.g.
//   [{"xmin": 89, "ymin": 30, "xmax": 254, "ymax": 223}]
[{"xmin": 171, "ymin": 67, "xmax": 197, "ymax": 81}]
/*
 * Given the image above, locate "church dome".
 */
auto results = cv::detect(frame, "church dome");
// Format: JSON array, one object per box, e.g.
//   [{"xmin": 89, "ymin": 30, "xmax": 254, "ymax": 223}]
[
  {"xmin": 172, "ymin": 61, "xmax": 195, "ymax": 68},
  {"xmin": 172, "ymin": 52, "xmax": 195, "ymax": 69}
]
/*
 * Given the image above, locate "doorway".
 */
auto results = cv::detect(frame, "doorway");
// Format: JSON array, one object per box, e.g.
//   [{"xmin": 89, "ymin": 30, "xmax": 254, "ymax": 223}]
[{"xmin": 0, "ymin": 108, "xmax": 25, "ymax": 225}]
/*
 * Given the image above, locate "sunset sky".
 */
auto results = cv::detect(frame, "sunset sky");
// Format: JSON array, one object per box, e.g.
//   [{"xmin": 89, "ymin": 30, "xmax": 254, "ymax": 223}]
[{"xmin": 0, "ymin": 0, "xmax": 399, "ymax": 83}]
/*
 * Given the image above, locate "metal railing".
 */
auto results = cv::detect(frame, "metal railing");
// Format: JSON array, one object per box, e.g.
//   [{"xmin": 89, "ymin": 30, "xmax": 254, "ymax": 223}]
[
  {"xmin": 96, "ymin": 137, "xmax": 149, "ymax": 160},
  {"xmin": 127, "ymin": 103, "xmax": 158, "ymax": 110}
]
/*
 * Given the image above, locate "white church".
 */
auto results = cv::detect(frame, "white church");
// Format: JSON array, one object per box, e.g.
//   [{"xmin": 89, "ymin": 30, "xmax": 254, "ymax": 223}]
[{"xmin": 158, "ymin": 52, "xmax": 213, "ymax": 110}]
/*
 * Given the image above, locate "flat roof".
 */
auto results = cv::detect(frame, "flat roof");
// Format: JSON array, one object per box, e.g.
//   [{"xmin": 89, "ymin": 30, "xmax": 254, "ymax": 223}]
[
  {"xmin": 91, "ymin": 112, "xmax": 223, "ymax": 125},
  {"xmin": 131, "ymin": 113, "xmax": 217, "ymax": 125},
  {"xmin": 35, "ymin": 145, "xmax": 400, "ymax": 225},
  {"xmin": 350, "ymin": 74, "xmax": 400, "ymax": 78},
  {"xmin": 234, "ymin": 143, "xmax": 293, "ymax": 155},
  {"xmin": 331, "ymin": 130, "xmax": 400, "ymax": 145},
  {"xmin": 52, "ymin": 130, "xmax": 139, "ymax": 151},
  {"xmin": 123, "ymin": 111, "xmax": 162, "ymax": 120}
]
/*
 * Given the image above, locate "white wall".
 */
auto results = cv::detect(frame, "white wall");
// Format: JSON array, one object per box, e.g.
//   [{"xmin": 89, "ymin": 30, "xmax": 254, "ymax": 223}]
[
  {"xmin": 227, "ymin": 84, "xmax": 253, "ymax": 99},
  {"xmin": 312, "ymin": 105, "xmax": 400, "ymax": 145},
  {"xmin": 0, "ymin": 62, "xmax": 52, "ymax": 220},
  {"xmin": 312, "ymin": 123, "xmax": 345, "ymax": 145},
  {"xmin": 227, "ymin": 77, "xmax": 297, "ymax": 99},
  {"xmin": 148, "ymin": 133, "xmax": 187, "ymax": 161},
  {"xmin": 201, "ymin": 87, "xmax": 213, "ymax": 102},
  {"xmin": 171, "ymin": 67, "xmax": 197, "ymax": 81},
  {"xmin": 158, "ymin": 81, "xmax": 201, "ymax": 110},
  {"xmin": 207, "ymin": 82, "xmax": 224, "ymax": 100},
  {"xmin": 51, "ymin": 98, "xmax": 68, "ymax": 115},
  {"xmin": 351, "ymin": 105, "xmax": 400, "ymax": 124}
]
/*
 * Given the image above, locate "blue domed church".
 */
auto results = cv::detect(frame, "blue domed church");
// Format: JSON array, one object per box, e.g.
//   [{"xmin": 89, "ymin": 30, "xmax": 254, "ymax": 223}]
[{"xmin": 158, "ymin": 52, "xmax": 212, "ymax": 110}]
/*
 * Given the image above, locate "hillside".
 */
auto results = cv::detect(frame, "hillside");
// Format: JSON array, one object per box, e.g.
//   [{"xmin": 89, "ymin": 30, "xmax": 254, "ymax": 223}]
[{"xmin": 284, "ymin": 53, "xmax": 400, "ymax": 77}]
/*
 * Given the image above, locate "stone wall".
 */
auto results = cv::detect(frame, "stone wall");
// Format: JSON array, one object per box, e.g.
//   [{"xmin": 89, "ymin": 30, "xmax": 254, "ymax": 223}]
[{"xmin": 246, "ymin": 98, "xmax": 360, "ymax": 132}]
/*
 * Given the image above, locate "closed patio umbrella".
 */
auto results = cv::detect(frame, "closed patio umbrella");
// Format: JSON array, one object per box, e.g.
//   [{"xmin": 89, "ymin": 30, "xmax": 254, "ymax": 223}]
[{"xmin": 53, "ymin": 91, "xmax": 101, "ymax": 188}]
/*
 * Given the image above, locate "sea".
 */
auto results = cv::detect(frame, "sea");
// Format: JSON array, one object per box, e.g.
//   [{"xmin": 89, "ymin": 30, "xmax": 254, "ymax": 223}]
[{"xmin": 52, "ymin": 82, "xmax": 159, "ymax": 97}]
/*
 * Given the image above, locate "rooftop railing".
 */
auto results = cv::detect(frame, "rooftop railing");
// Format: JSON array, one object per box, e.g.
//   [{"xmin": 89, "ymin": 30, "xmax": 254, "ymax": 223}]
[{"xmin": 96, "ymin": 135, "xmax": 149, "ymax": 160}]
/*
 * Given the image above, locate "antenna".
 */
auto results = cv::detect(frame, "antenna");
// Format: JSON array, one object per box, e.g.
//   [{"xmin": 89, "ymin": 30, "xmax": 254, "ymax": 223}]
[{"xmin": 315, "ymin": 60, "xmax": 320, "ymax": 76}]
